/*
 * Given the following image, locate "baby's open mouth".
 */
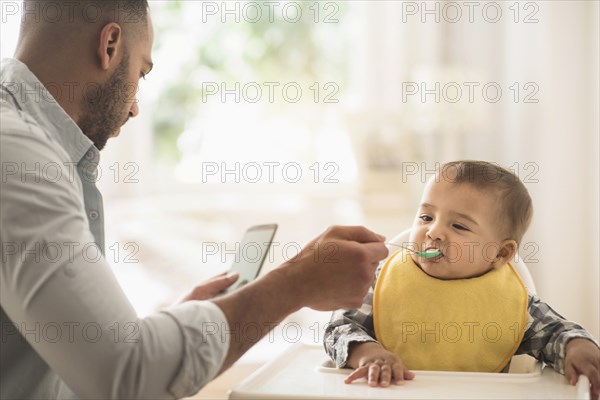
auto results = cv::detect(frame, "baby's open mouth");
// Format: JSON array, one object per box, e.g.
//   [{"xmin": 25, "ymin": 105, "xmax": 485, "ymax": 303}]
[{"xmin": 421, "ymin": 247, "xmax": 444, "ymax": 260}]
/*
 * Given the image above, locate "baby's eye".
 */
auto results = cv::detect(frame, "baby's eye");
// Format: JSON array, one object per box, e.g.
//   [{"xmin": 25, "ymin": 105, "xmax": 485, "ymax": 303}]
[
  {"xmin": 419, "ymin": 215, "xmax": 432, "ymax": 222},
  {"xmin": 453, "ymin": 224, "xmax": 469, "ymax": 231}
]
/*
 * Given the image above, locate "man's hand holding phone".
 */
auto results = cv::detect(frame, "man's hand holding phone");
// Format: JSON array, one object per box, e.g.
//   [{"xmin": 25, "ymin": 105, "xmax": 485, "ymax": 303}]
[
  {"xmin": 222, "ymin": 224, "xmax": 278, "ymax": 294},
  {"xmin": 179, "ymin": 272, "xmax": 240, "ymax": 302},
  {"xmin": 181, "ymin": 224, "xmax": 278, "ymax": 302}
]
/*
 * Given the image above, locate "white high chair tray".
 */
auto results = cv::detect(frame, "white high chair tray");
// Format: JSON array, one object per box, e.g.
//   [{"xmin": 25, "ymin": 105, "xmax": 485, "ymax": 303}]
[{"xmin": 228, "ymin": 343, "xmax": 589, "ymax": 399}]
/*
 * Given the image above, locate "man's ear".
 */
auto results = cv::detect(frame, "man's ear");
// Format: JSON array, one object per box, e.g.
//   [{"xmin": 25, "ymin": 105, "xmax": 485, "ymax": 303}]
[
  {"xmin": 98, "ymin": 22, "xmax": 123, "ymax": 71},
  {"xmin": 493, "ymin": 240, "xmax": 517, "ymax": 268}
]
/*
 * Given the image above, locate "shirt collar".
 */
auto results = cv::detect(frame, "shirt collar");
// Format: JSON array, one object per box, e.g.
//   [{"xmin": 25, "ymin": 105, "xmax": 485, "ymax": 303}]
[{"xmin": 1, "ymin": 57, "xmax": 97, "ymax": 164}]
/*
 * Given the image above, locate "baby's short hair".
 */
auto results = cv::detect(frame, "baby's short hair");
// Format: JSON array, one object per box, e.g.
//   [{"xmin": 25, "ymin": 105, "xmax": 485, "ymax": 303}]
[{"xmin": 440, "ymin": 161, "xmax": 533, "ymax": 243}]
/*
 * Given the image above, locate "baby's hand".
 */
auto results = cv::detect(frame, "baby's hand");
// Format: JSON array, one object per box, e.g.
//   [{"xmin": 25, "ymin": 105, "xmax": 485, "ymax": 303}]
[
  {"xmin": 564, "ymin": 338, "xmax": 600, "ymax": 399},
  {"xmin": 345, "ymin": 342, "xmax": 415, "ymax": 387}
]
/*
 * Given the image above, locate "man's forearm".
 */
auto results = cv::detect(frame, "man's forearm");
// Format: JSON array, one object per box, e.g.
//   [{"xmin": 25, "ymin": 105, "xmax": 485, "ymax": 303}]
[{"xmin": 211, "ymin": 266, "xmax": 303, "ymax": 374}]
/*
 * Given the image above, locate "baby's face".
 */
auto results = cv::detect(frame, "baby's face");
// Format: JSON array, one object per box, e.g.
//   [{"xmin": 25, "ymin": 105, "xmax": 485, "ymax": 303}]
[{"xmin": 408, "ymin": 178, "xmax": 511, "ymax": 280}]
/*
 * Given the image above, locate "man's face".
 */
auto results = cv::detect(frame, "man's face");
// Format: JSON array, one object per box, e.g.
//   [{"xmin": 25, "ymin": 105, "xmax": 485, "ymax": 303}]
[
  {"xmin": 408, "ymin": 177, "xmax": 506, "ymax": 280},
  {"xmin": 79, "ymin": 15, "xmax": 154, "ymax": 150}
]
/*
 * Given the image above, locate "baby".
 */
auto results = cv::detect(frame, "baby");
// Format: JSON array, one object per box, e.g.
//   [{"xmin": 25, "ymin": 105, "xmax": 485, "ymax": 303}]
[{"xmin": 324, "ymin": 160, "xmax": 599, "ymax": 397}]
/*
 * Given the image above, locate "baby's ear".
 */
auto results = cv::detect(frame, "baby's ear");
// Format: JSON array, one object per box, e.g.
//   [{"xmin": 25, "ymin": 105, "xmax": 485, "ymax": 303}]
[{"xmin": 493, "ymin": 240, "xmax": 517, "ymax": 267}]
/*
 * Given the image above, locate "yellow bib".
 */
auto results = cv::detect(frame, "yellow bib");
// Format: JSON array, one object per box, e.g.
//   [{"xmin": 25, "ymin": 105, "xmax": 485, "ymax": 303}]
[{"xmin": 373, "ymin": 250, "xmax": 527, "ymax": 372}]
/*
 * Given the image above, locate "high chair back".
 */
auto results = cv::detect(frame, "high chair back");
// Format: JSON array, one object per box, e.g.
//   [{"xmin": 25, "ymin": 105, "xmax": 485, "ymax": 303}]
[{"xmin": 387, "ymin": 229, "xmax": 537, "ymax": 294}]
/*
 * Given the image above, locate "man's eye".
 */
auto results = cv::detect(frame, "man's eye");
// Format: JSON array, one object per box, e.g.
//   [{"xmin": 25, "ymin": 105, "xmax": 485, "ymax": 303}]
[
  {"xmin": 419, "ymin": 215, "xmax": 432, "ymax": 222},
  {"xmin": 453, "ymin": 224, "xmax": 469, "ymax": 231}
]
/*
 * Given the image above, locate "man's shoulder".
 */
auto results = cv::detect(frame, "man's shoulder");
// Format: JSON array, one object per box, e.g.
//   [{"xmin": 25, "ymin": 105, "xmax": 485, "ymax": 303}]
[
  {"xmin": 1, "ymin": 97, "xmax": 46, "ymax": 138},
  {"xmin": 1, "ymin": 98, "xmax": 69, "ymax": 165},
  {"xmin": 1, "ymin": 99, "xmax": 84, "ymax": 209}
]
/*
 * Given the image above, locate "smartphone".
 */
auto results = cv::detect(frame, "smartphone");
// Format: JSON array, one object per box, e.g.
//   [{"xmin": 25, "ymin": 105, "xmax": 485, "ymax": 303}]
[{"xmin": 224, "ymin": 224, "xmax": 278, "ymax": 293}]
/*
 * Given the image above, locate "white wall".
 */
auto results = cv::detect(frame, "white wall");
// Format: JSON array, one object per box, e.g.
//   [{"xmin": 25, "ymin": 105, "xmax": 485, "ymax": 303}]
[{"xmin": 504, "ymin": 1, "xmax": 599, "ymax": 337}]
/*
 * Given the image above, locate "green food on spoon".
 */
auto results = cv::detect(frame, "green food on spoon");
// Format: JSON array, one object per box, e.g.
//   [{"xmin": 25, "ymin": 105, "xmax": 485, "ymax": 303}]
[{"xmin": 386, "ymin": 243, "xmax": 442, "ymax": 259}]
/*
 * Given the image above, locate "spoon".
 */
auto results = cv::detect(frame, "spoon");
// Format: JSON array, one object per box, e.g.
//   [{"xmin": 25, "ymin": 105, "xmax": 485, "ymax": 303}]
[{"xmin": 385, "ymin": 243, "xmax": 442, "ymax": 259}]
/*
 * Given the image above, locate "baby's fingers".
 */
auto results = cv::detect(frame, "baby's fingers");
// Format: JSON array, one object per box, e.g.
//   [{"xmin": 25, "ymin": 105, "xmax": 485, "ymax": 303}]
[
  {"xmin": 344, "ymin": 366, "xmax": 368, "ymax": 384},
  {"xmin": 391, "ymin": 363, "xmax": 415, "ymax": 385},
  {"xmin": 368, "ymin": 363, "xmax": 382, "ymax": 387},
  {"xmin": 565, "ymin": 362, "xmax": 578, "ymax": 385},
  {"xmin": 581, "ymin": 365, "xmax": 599, "ymax": 399},
  {"xmin": 379, "ymin": 364, "xmax": 393, "ymax": 387},
  {"xmin": 566, "ymin": 359, "xmax": 599, "ymax": 399}
]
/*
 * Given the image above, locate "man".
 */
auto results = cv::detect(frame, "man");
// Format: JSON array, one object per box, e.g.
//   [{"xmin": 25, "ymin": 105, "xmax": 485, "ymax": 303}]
[{"xmin": 0, "ymin": 1, "xmax": 388, "ymax": 398}]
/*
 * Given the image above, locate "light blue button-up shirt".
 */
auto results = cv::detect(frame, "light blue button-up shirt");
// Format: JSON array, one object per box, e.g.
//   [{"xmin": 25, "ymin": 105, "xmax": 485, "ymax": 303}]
[{"xmin": 1, "ymin": 58, "xmax": 229, "ymax": 399}]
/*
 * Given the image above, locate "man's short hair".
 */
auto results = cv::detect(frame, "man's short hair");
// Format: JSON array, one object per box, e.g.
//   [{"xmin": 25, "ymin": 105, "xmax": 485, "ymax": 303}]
[
  {"xmin": 98, "ymin": 0, "xmax": 150, "ymax": 25},
  {"xmin": 22, "ymin": 1, "xmax": 149, "ymax": 31},
  {"xmin": 439, "ymin": 160, "xmax": 533, "ymax": 244}
]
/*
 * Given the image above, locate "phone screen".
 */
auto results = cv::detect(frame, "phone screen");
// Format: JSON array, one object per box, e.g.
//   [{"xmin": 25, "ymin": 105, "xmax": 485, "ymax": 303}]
[{"xmin": 225, "ymin": 224, "xmax": 278, "ymax": 293}]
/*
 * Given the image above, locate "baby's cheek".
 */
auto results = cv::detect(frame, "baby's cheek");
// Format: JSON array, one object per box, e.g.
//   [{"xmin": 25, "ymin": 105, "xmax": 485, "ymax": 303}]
[
  {"xmin": 482, "ymin": 243, "xmax": 502, "ymax": 262},
  {"xmin": 407, "ymin": 227, "xmax": 421, "ymax": 244},
  {"xmin": 444, "ymin": 243, "xmax": 463, "ymax": 262}
]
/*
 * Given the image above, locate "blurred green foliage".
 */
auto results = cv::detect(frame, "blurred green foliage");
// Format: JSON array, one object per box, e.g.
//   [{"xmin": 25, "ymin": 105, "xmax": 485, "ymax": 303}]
[{"xmin": 151, "ymin": 0, "xmax": 348, "ymax": 164}]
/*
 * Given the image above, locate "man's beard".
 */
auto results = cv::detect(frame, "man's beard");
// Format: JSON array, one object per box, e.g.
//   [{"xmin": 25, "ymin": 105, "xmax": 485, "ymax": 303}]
[{"xmin": 78, "ymin": 57, "xmax": 132, "ymax": 151}]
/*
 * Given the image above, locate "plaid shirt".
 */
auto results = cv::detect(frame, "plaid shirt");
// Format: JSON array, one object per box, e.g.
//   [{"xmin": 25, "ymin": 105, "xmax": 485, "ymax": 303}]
[{"xmin": 323, "ymin": 264, "xmax": 599, "ymax": 374}]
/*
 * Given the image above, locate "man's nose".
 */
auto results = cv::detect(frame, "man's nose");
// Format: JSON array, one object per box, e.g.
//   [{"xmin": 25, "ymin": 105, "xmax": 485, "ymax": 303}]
[{"xmin": 129, "ymin": 99, "xmax": 139, "ymax": 119}]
